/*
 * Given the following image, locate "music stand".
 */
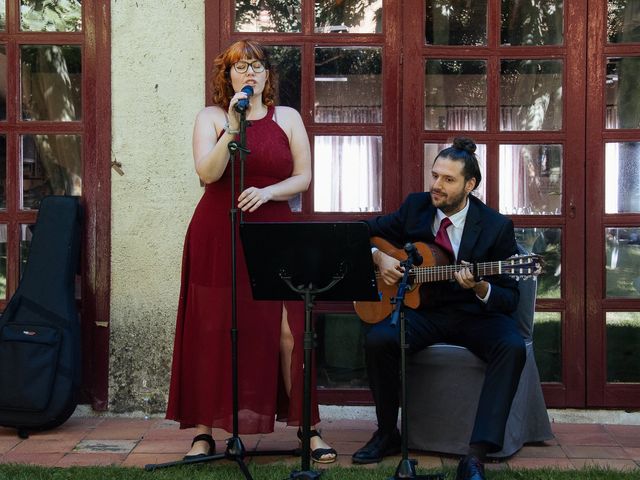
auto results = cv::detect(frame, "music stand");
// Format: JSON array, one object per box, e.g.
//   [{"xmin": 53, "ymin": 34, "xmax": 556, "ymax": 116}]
[{"xmin": 240, "ymin": 221, "xmax": 378, "ymax": 479}]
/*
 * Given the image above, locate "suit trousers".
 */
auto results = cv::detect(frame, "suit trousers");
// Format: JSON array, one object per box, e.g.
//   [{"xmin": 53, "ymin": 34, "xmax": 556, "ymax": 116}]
[{"xmin": 365, "ymin": 307, "xmax": 526, "ymax": 452}]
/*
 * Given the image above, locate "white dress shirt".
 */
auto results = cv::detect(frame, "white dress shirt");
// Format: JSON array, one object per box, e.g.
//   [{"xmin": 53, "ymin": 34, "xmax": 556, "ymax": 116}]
[{"xmin": 433, "ymin": 198, "xmax": 491, "ymax": 303}]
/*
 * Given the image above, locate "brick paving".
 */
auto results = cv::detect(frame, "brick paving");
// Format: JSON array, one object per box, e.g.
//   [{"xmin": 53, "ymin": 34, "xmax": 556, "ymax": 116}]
[{"xmin": 0, "ymin": 416, "xmax": 639, "ymax": 472}]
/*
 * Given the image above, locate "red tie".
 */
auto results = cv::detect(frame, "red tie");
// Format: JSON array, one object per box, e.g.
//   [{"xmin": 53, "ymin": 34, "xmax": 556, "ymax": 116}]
[{"xmin": 434, "ymin": 217, "xmax": 454, "ymax": 260}]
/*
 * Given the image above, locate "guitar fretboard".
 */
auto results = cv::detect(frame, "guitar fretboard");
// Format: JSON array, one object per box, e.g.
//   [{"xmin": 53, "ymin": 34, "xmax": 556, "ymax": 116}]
[{"xmin": 411, "ymin": 259, "xmax": 536, "ymax": 283}]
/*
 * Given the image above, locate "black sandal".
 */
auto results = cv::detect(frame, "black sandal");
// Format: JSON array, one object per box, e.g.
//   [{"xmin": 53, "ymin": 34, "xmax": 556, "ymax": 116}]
[
  {"xmin": 297, "ymin": 428, "xmax": 337, "ymax": 464},
  {"xmin": 183, "ymin": 433, "xmax": 216, "ymax": 460}
]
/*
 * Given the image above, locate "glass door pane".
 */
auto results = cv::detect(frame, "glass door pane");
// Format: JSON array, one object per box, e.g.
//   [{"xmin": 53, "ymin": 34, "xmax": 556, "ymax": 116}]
[
  {"xmin": 21, "ymin": 45, "xmax": 82, "ymax": 122},
  {"xmin": 21, "ymin": 134, "xmax": 82, "ymax": 210},
  {"xmin": 424, "ymin": 59, "xmax": 487, "ymax": 131},
  {"xmin": 315, "ymin": 0, "xmax": 383, "ymax": 33},
  {"xmin": 500, "ymin": 59, "xmax": 563, "ymax": 131},
  {"xmin": 501, "ymin": 0, "xmax": 564, "ymax": 46},
  {"xmin": 425, "ymin": 0, "xmax": 487, "ymax": 45},
  {"xmin": 235, "ymin": 1, "xmax": 302, "ymax": 32},
  {"xmin": 20, "ymin": 0, "xmax": 82, "ymax": 32},
  {"xmin": 314, "ymin": 47, "xmax": 382, "ymax": 123}
]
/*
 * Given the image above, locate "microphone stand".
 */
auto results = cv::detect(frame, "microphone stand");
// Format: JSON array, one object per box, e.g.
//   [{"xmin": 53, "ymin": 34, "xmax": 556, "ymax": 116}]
[
  {"xmin": 145, "ymin": 107, "xmax": 298, "ymax": 476},
  {"xmin": 388, "ymin": 244, "xmax": 444, "ymax": 480}
]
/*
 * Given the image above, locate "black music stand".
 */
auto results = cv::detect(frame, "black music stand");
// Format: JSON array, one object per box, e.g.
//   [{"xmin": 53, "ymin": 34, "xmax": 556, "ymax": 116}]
[{"xmin": 240, "ymin": 221, "xmax": 378, "ymax": 479}]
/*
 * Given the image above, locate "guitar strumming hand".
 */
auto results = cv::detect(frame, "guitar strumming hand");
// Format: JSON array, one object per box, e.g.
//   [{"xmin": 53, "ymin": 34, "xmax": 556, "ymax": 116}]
[{"xmin": 355, "ymin": 237, "xmax": 542, "ymax": 324}]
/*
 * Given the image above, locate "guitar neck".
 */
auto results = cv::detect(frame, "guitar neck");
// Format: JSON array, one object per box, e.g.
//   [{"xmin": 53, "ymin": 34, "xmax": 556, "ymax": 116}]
[{"xmin": 413, "ymin": 261, "xmax": 505, "ymax": 284}]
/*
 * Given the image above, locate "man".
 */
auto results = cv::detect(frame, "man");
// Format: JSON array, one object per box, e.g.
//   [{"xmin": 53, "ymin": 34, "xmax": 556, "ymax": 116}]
[{"xmin": 352, "ymin": 138, "xmax": 526, "ymax": 480}]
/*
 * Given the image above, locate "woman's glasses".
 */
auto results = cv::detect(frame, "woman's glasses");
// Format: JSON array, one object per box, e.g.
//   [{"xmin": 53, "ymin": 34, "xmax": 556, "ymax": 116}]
[{"xmin": 232, "ymin": 60, "xmax": 266, "ymax": 73}]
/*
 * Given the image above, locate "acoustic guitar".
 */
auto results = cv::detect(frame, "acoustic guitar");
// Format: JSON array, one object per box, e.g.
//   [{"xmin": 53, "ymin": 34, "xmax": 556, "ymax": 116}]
[{"xmin": 354, "ymin": 237, "xmax": 543, "ymax": 324}]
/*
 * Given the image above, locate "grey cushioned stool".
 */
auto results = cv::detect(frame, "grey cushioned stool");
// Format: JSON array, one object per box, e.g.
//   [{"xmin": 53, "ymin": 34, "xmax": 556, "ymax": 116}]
[{"xmin": 405, "ymin": 255, "xmax": 553, "ymax": 458}]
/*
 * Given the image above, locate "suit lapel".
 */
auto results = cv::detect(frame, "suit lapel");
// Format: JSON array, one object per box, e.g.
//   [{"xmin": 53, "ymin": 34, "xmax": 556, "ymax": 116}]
[
  {"xmin": 425, "ymin": 202, "xmax": 438, "ymax": 242},
  {"xmin": 457, "ymin": 198, "xmax": 482, "ymax": 262}
]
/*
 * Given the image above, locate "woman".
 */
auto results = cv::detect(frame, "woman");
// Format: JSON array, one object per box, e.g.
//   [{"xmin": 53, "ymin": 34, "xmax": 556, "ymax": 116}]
[{"xmin": 166, "ymin": 40, "xmax": 336, "ymax": 464}]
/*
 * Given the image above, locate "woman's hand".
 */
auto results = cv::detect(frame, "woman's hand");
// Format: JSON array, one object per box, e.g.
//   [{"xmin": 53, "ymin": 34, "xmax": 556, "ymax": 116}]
[
  {"xmin": 238, "ymin": 186, "xmax": 273, "ymax": 212},
  {"xmin": 226, "ymin": 91, "xmax": 251, "ymax": 130}
]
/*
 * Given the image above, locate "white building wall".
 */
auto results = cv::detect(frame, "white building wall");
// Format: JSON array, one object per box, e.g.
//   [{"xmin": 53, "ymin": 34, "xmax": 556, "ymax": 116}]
[{"xmin": 109, "ymin": 0, "xmax": 205, "ymax": 411}]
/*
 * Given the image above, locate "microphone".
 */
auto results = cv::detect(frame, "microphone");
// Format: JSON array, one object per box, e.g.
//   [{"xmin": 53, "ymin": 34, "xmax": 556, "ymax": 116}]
[
  {"xmin": 404, "ymin": 243, "xmax": 423, "ymax": 266},
  {"xmin": 234, "ymin": 85, "xmax": 254, "ymax": 113}
]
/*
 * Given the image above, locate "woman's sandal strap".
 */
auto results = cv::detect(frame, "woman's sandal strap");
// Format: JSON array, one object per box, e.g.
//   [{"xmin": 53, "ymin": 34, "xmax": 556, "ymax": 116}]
[
  {"xmin": 297, "ymin": 428, "xmax": 321, "ymax": 440},
  {"xmin": 184, "ymin": 433, "xmax": 216, "ymax": 460},
  {"xmin": 311, "ymin": 447, "xmax": 338, "ymax": 463},
  {"xmin": 191, "ymin": 433, "xmax": 215, "ymax": 449}
]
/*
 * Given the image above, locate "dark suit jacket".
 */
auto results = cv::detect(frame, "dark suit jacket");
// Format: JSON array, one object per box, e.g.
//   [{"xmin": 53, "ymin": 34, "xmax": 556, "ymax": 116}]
[{"xmin": 365, "ymin": 192, "xmax": 519, "ymax": 318}]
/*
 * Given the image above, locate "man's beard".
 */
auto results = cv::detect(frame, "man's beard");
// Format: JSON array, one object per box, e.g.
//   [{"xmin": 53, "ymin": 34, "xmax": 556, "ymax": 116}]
[{"xmin": 431, "ymin": 187, "xmax": 468, "ymax": 215}]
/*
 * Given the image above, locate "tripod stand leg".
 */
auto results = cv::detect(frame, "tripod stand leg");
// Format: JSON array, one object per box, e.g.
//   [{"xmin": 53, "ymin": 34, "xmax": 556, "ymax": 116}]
[
  {"xmin": 235, "ymin": 457, "xmax": 254, "ymax": 480},
  {"xmin": 289, "ymin": 470, "xmax": 322, "ymax": 480},
  {"xmin": 144, "ymin": 451, "xmax": 227, "ymax": 471}
]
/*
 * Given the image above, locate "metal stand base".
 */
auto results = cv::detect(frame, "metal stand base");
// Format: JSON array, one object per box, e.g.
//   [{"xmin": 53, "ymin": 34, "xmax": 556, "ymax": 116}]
[
  {"xmin": 144, "ymin": 435, "xmax": 299, "ymax": 474},
  {"xmin": 289, "ymin": 470, "xmax": 323, "ymax": 480},
  {"xmin": 387, "ymin": 458, "xmax": 445, "ymax": 480}
]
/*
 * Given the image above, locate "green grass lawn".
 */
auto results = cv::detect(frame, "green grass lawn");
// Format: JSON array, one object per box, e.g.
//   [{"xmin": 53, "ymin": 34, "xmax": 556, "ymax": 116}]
[{"xmin": 0, "ymin": 464, "xmax": 638, "ymax": 480}]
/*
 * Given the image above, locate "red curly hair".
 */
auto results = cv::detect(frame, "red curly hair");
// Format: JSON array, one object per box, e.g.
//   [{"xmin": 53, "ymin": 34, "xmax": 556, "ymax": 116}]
[{"xmin": 210, "ymin": 39, "xmax": 278, "ymax": 110}]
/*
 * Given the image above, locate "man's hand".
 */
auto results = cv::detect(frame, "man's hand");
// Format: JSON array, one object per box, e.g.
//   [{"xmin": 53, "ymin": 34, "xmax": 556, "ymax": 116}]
[
  {"xmin": 373, "ymin": 250, "xmax": 404, "ymax": 286},
  {"xmin": 454, "ymin": 261, "xmax": 489, "ymax": 298}
]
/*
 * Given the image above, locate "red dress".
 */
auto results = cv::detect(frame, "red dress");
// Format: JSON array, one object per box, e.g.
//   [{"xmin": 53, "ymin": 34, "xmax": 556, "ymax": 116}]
[{"xmin": 167, "ymin": 106, "xmax": 319, "ymax": 433}]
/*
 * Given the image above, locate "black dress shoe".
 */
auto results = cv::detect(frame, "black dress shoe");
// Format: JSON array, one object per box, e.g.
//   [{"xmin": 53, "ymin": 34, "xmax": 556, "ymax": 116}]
[
  {"xmin": 455, "ymin": 455, "xmax": 486, "ymax": 480},
  {"xmin": 351, "ymin": 429, "xmax": 401, "ymax": 464}
]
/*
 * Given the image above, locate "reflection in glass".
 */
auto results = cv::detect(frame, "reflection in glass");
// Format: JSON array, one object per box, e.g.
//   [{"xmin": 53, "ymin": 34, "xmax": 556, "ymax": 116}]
[
  {"xmin": 316, "ymin": 313, "xmax": 368, "ymax": 388},
  {"xmin": 515, "ymin": 227, "xmax": 561, "ymax": 299},
  {"xmin": 314, "ymin": 135, "xmax": 382, "ymax": 212},
  {"xmin": 606, "ymin": 227, "xmax": 640, "ymax": 298},
  {"xmin": 0, "ymin": 224, "xmax": 5, "ymax": 299},
  {"xmin": 500, "ymin": 59, "xmax": 563, "ymax": 131},
  {"xmin": 499, "ymin": 144, "xmax": 562, "ymax": 215},
  {"xmin": 533, "ymin": 312, "xmax": 562, "ymax": 382},
  {"xmin": 425, "ymin": 0, "xmax": 487, "ymax": 45},
  {"xmin": 0, "ymin": 44, "xmax": 6, "ymax": 121},
  {"xmin": 605, "ymin": 142, "xmax": 640, "ymax": 213},
  {"xmin": 315, "ymin": 0, "xmax": 382, "ymax": 33},
  {"xmin": 608, "ymin": 0, "xmax": 640, "ymax": 43},
  {"xmin": 424, "ymin": 143, "xmax": 486, "ymax": 203},
  {"xmin": 606, "ymin": 312, "xmax": 640, "ymax": 382},
  {"xmin": 424, "ymin": 60, "xmax": 487, "ymax": 131},
  {"xmin": 605, "ymin": 58, "xmax": 640, "ymax": 129},
  {"xmin": 20, "ymin": 224, "xmax": 34, "ymax": 279},
  {"xmin": 315, "ymin": 47, "xmax": 382, "ymax": 123},
  {"xmin": 21, "ymin": 134, "xmax": 82, "ymax": 210},
  {"xmin": 501, "ymin": 0, "xmax": 563, "ymax": 46},
  {"xmin": 20, "ymin": 0, "xmax": 81, "ymax": 32},
  {"xmin": 0, "ymin": 134, "xmax": 5, "ymax": 209},
  {"xmin": 235, "ymin": 0, "xmax": 301, "ymax": 33},
  {"xmin": 21, "ymin": 45, "xmax": 82, "ymax": 121},
  {"xmin": 0, "ymin": 1, "xmax": 5, "ymax": 30},
  {"xmin": 265, "ymin": 46, "xmax": 301, "ymax": 112}
]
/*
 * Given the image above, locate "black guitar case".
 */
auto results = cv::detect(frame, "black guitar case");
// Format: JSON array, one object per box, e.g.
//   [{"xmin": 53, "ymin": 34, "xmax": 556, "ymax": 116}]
[{"xmin": 0, "ymin": 196, "xmax": 82, "ymax": 438}]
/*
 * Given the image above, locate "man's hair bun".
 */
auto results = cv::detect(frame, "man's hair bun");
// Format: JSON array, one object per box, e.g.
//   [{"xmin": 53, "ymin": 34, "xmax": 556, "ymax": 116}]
[{"xmin": 453, "ymin": 137, "xmax": 476, "ymax": 154}]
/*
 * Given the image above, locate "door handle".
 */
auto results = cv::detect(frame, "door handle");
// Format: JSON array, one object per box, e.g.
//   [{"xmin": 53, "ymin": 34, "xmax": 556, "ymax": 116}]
[{"xmin": 569, "ymin": 199, "xmax": 576, "ymax": 219}]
